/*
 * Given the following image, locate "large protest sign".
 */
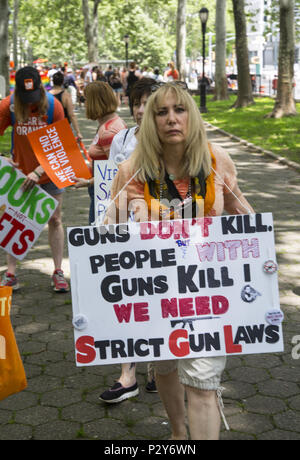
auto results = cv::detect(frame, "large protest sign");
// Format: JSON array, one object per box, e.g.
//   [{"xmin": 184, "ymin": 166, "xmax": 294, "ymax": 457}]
[
  {"xmin": 0, "ymin": 156, "xmax": 58, "ymax": 260},
  {"xmin": 27, "ymin": 118, "xmax": 92, "ymax": 189},
  {"xmin": 67, "ymin": 213, "xmax": 284, "ymax": 367},
  {"xmin": 93, "ymin": 160, "xmax": 118, "ymax": 225}
]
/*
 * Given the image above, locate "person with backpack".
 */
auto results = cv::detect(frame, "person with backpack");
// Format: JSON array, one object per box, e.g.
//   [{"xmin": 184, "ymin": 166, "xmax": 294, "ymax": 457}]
[
  {"xmin": 125, "ymin": 62, "xmax": 141, "ymax": 114},
  {"xmin": 49, "ymin": 71, "xmax": 82, "ymax": 139},
  {"xmin": 153, "ymin": 67, "xmax": 164, "ymax": 82},
  {"xmin": 99, "ymin": 78, "xmax": 157, "ymax": 404},
  {"xmin": 104, "ymin": 65, "xmax": 114, "ymax": 82},
  {"xmin": 72, "ymin": 81, "xmax": 127, "ymax": 225},
  {"xmin": 0, "ymin": 66, "xmax": 70, "ymax": 293},
  {"xmin": 63, "ymin": 68, "xmax": 77, "ymax": 107},
  {"xmin": 109, "ymin": 69, "xmax": 123, "ymax": 110}
]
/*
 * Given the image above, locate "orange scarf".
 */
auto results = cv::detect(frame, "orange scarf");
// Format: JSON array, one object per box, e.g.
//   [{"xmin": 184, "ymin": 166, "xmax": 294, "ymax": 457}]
[{"xmin": 144, "ymin": 145, "xmax": 216, "ymax": 220}]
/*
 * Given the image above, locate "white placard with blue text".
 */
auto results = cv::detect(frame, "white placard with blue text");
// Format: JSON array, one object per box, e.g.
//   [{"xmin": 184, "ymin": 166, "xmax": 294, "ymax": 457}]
[
  {"xmin": 67, "ymin": 213, "xmax": 284, "ymax": 367},
  {"xmin": 93, "ymin": 159, "xmax": 118, "ymax": 225}
]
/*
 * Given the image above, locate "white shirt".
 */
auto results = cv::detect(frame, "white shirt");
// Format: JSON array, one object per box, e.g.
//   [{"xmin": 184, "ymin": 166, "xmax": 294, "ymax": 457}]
[
  {"xmin": 109, "ymin": 126, "xmax": 138, "ymax": 165},
  {"xmin": 48, "ymin": 68, "xmax": 58, "ymax": 87},
  {"xmin": 84, "ymin": 70, "xmax": 93, "ymax": 86},
  {"xmin": 153, "ymin": 74, "xmax": 164, "ymax": 82}
]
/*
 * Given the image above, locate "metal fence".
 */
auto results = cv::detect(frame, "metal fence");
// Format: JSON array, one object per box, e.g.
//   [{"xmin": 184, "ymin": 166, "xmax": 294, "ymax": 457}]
[{"xmin": 253, "ymin": 75, "xmax": 300, "ymax": 101}]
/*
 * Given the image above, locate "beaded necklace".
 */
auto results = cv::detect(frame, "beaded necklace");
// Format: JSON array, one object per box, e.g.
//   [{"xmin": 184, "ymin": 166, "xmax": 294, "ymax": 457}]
[{"xmin": 159, "ymin": 176, "xmax": 193, "ymax": 219}]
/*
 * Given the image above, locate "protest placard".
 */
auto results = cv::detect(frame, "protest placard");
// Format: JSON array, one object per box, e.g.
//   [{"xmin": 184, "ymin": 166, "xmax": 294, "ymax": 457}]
[
  {"xmin": 67, "ymin": 213, "xmax": 284, "ymax": 367},
  {"xmin": 27, "ymin": 118, "xmax": 92, "ymax": 189},
  {"xmin": 0, "ymin": 156, "xmax": 58, "ymax": 260},
  {"xmin": 93, "ymin": 160, "xmax": 118, "ymax": 224}
]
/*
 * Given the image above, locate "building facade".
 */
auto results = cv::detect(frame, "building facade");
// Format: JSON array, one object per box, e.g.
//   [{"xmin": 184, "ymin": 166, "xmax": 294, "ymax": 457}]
[{"xmin": 246, "ymin": 0, "xmax": 300, "ymax": 75}]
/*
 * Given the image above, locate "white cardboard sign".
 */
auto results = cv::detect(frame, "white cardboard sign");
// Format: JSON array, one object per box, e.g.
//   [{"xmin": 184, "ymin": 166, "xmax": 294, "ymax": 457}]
[
  {"xmin": 93, "ymin": 160, "xmax": 118, "ymax": 225},
  {"xmin": 67, "ymin": 213, "xmax": 284, "ymax": 367}
]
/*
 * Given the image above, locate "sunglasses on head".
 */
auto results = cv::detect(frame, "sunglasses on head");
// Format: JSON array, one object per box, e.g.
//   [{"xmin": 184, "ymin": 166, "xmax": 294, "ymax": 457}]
[{"xmin": 151, "ymin": 81, "xmax": 188, "ymax": 93}]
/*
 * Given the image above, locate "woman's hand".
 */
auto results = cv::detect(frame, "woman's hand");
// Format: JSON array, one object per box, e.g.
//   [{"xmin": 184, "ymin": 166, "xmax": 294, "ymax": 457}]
[
  {"xmin": 22, "ymin": 171, "xmax": 40, "ymax": 191},
  {"xmin": 73, "ymin": 177, "xmax": 92, "ymax": 188}
]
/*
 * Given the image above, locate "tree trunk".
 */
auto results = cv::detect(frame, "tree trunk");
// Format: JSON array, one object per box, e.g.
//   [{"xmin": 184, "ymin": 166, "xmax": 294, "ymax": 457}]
[
  {"xmin": 0, "ymin": 0, "xmax": 10, "ymax": 96},
  {"xmin": 13, "ymin": 0, "xmax": 19, "ymax": 70},
  {"xmin": 82, "ymin": 0, "xmax": 101, "ymax": 63},
  {"xmin": 266, "ymin": 0, "xmax": 297, "ymax": 118},
  {"xmin": 232, "ymin": 0, "xmax": 254, "ymax": 108},
  {"xmin": 176, "ymin": 0, "xmax": 186, "ymax": 80},
  {"xmin": 214, "ymin": 0, "xmax": 228, "ymax": 100},
  {"xmin": 92, "ymin": 0, "xmax": 100, "ymax": 62}
]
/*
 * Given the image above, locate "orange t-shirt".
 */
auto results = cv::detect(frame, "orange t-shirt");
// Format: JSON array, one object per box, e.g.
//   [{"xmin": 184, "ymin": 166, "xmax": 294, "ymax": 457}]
[
  {"xmin": 0, "ymin": 94, "xmax": 64, "ymax": 184},
  {"xmin": 167, "ymin": 69, "xmax": 179, "ymax": 80}
]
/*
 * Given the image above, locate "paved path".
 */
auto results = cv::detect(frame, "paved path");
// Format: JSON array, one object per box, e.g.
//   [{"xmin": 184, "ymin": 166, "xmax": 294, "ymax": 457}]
[{"xmin": 0, "ymin": 105, "xmax": 299, "ymax": 440}]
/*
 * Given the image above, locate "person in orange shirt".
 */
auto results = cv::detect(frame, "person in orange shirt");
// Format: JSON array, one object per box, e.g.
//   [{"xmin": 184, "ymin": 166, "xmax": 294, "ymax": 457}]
[{"xmin": 0, "ymin": 66, "xmax": 69, "ymax": 292}]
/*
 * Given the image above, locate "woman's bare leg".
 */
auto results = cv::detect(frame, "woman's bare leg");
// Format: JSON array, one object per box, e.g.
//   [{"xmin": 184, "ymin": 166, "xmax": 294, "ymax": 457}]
[
  {"xmin": 186, "ymin": 386, "xmax": 221, "ymax": 440},
  {"xmin": 155, "ymin": 369, "xmax": 187, "ymax": 440}
]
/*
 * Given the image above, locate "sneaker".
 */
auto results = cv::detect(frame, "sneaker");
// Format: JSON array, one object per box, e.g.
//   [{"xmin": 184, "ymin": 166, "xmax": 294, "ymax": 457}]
[
  {"xmin": 51, "ymin": 269, "xmax": 69, "ymax": 293},
  {"xmin": 145, "ymin": 378, "xmax": 158, "ymax": 393},
  {"xmin": 0, "ymin": 272, "xmax": 20, "ymax": 291},
  {"xmin": 99, "ymin": 382, "xmax": 139, "ymax": 404}
]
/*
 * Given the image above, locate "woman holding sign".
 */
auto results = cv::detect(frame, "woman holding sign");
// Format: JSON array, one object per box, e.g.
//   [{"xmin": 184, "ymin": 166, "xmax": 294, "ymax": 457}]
[
  {"xmin": 105, "ymin": 82, "xmax": 253, "ymax": 440},
  {"xmin": 0, "ymin": 66, "xmax": 69, "ymax": 293}
]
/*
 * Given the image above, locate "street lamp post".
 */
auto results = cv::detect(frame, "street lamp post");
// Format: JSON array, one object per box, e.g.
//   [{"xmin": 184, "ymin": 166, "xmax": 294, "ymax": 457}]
[
  {"xmin": 199, "ymin": 7, "xmax": 209, "ymax": 113},
  {"xmin": 124, "ymin": 34, "xmax": 129, "ymax": 68}
]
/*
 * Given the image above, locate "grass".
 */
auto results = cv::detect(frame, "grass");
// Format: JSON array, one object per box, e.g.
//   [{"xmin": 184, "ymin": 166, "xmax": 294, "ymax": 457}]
[
  {"xmin": 0, "ymin": 127, "xmax": 12, "ymax": 157},
  {"xmin": 194, "ymin": 94, "xmax": 300, "ymax": 165}
]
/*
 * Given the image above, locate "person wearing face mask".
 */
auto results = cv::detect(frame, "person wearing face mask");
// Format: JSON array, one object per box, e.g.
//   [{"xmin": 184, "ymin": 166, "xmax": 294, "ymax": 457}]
[{"xmin": 99, "ymin": 78, "xmax": 157, "ymax": 404}]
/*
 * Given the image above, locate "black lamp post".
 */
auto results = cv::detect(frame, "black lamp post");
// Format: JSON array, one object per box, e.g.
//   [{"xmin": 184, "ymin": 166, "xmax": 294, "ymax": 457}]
[
  {"xmin": 199, "ymin": 7, "xmax": 209, "ymax": 113},
  {"xmin": 124, "ymin": 34, "xmax": 129, "ymax": 68}
]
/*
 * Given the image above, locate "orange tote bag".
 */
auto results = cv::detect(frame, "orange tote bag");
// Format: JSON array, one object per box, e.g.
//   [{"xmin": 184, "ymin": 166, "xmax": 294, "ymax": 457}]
[{"xmin": 0, "ymin": 286, "xmax": 27, "ymax": 401}]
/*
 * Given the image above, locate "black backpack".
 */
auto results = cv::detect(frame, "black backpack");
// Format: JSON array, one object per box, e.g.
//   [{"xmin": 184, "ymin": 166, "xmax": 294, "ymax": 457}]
[
  {"xmin": 126, "ymin": 71, "xmax": 139, "ymax": 96},
  {"xmin": 127, "ymin": 70, "xmax": 138, "ymax": 86}
]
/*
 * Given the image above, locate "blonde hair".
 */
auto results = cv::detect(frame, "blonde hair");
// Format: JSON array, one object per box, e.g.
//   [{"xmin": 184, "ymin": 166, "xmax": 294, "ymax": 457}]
[
  {"xmin": 14, "ymin": 85, "xmax": 48, "ymax": 123},
  {"xmin": 84, "ymin": 81, "xmax": 118, "ymax": 120},
  {"xmin": 131, "ymin": 83, "xmax": 211, "ymax": 182}
]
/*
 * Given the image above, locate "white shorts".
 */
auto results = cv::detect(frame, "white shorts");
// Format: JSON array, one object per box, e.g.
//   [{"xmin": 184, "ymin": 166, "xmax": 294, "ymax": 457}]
[{"xmin": 154, "ymin": 356, "xmax": 226, "ymax": 390}]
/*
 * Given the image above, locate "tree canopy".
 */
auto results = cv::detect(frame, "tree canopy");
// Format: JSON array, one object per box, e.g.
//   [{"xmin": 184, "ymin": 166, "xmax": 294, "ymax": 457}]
[{"xmin": 13, "ymin": 0, "xmax": 233, "ymax": 68}]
